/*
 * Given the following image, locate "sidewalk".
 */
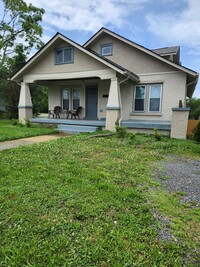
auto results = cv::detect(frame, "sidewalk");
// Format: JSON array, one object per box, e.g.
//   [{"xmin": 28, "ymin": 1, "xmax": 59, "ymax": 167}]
[{"xmin": 0, "ymin": 133, "xmax": 68, "ymax": 151}]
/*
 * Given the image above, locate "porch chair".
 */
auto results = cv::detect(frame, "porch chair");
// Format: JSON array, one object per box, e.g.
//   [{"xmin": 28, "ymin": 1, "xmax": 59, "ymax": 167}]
[
  {"xmin": 48, "ymin": 106, "xmax": 62, "ymax": 118},
  {"xmin": 69, "ymin": 106, "xmax": 82, "ymax": 119},
  {"xmin": 54, "ymin": 106, "xmax": 62, "ymax": 118}
]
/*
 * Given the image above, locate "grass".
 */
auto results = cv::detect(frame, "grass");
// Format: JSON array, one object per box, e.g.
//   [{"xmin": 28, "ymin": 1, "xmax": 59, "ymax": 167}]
[
  {"xmin": 0, "ymin": 120, "xmax": 58, "ymax": 142},
  {"xmin": 0, "ymin": 132, "xmax": 200, "ymax": 266}
]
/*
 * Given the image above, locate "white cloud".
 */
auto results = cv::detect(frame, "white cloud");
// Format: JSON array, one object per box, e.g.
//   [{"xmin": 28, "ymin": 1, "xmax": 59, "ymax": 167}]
[
  {"xmin": 24, "ymin": 0, "xmax": 149, "ymax": 33},
  {"xmin": 146, "ymin": 0, "xmax": 200, "ymax": 47}
]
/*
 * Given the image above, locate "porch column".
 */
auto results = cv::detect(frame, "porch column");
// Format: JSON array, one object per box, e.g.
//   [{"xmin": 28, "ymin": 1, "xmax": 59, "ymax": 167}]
[
  {"xmin": 18, "ymin": 82, "xmax": 33, "ymax": 123},
  {"xmin": 105, "ymin": 77, "xmax": 120, "ymax": 131},
  {"xmin": 170, "ymin": 108, "xmax": 190, "ymax": 139}
]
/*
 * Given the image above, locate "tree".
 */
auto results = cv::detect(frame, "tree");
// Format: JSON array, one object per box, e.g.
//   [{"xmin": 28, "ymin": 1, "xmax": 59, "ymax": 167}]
[
  {"xmin": 187, "ymin": 97, "xmax": 200, "ymax": 120},
  {"xmin": 0, "ymin": 0, "xmax": 45, "ymax": 68},
  {"xmin": 0, "ymin": 0, "xmax": 45, "ymax": 118}
]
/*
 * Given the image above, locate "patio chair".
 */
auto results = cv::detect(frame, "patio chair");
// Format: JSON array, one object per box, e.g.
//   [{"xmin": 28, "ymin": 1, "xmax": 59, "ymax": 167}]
[
  {"xmin": 53, "ymin": 106, "xmax": 62, "ymax": 118},
  {"xmin": 69, "ymin": 106, "xmax": 82, "ymax": 119}
]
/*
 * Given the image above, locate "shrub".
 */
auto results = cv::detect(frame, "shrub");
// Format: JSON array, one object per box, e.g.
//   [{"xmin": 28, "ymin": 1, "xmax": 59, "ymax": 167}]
[
  {"xmin": 193, "ymin": 121, "xmax": 200, "ymax": 142},
  {"xmin": 154, "ymin": 128, "xmax": 161, "ymax": 141},
  {"xmin": 115, "ymin": 119, "xmax": 127, "ymax": 138},
  {"xmin": 24, "ymin": 117, "xmax": 31, "ymax": 128}
]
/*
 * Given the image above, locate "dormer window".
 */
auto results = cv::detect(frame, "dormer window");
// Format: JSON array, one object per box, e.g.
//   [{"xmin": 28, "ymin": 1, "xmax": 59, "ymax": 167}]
[
  {"xmin": 101, "ymin": 44, "xmax": 112, "ymax": 56},
  {"xmin": 54, "ymin": 46, "xmax": 74, "ymax": 64}
]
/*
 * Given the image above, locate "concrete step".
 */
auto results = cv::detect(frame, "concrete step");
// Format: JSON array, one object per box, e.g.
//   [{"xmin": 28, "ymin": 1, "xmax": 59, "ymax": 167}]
[{"xmin": 58, "ymin": 124, "xmax": 99, "ymax": 133}]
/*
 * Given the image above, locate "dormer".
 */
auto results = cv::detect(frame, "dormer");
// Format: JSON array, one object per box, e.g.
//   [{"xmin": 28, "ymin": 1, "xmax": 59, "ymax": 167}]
[{"xmin": 152, "ymin": 46, "xmax": 180, "ymax": 64}]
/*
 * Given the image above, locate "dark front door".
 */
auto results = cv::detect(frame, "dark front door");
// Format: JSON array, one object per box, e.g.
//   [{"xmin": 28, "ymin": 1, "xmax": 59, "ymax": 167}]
[{"xmin": 86, "ymin": 85, "xmax": 98, "ymax": 119}]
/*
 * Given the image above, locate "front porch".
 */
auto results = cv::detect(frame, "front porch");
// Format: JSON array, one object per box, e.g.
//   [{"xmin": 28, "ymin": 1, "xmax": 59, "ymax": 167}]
[{"xmin": 30, "ymin": 117, "xmax": 106, "ymax": 133}]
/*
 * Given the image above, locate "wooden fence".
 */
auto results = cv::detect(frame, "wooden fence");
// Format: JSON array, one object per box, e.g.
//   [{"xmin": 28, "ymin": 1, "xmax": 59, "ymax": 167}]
[{"xmin": 187, "ymin": 120, "xmax": 200, "ymax": 136}]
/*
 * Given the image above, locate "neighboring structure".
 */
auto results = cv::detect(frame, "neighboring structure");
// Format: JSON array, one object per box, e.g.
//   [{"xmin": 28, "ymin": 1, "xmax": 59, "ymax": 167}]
[{"xmin": 10, "ymin": 27, "xmax": 198, "ymax": 139}]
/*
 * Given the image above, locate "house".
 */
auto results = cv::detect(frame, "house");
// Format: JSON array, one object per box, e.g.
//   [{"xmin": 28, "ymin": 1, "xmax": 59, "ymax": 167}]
[{"xmin": 10, "ymin": 27, "xmax": 198, "ymax": 139}]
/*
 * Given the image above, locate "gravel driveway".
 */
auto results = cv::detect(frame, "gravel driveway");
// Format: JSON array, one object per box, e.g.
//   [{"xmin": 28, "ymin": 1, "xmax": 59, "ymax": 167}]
[{"xmin": 154, "ymin": 155, "xmax": 200, "ymax": 205}]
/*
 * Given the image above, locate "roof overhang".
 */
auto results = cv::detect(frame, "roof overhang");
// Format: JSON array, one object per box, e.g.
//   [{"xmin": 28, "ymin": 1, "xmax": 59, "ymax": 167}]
[
  {"xmin": 10, "ymin": 32, "xmax": 139, "ymax": 83},
  {"xmin": 84, "ymin": 27, "xmax": 199, "ymax": 80}
]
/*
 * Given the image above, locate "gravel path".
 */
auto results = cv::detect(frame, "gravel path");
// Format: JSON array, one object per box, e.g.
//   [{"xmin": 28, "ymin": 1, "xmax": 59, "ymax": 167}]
[{"xmin": 154, "ymin": 155, "xmax": 200, "ymax": 205}]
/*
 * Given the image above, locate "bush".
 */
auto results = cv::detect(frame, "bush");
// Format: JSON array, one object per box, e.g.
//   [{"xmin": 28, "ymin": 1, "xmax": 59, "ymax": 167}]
[
  {"xmin": 24, "ymin": 117, "xmax": 31, "ymax": 128},
  {"xmin": 115, "ymin": 119, "xmax": 127, "ymax": 138},
  {"xmin": 193, "ymin": 121, "xmax": 200, "ymax": 142},
  {"xmin": 154, "ymin": 128, "xmax": 161, "ymax": 141}
]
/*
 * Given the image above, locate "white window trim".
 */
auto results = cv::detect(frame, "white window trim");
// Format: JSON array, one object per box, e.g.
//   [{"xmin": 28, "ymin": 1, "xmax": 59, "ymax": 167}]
[
  {"xmin": 55, "ymin": 46, "xmax": 74, "ymax": 64},
  {"xmin": 148, "ymin": 84, "xmax": 162, "ymax": 112},
  {"xmin": 101, "ymin": 43, "xmax": 113, "ymax": 56},
  {"xmin": 133, "ymin": 83, "xmax": 163, "ymax": 113},
  {"xmin": 62, "ymin": 88, "xmax": 80, "ymax": 110},
  {"xmin": 133, "ymin": 85, "xmax": 146, "ymax": 112}
]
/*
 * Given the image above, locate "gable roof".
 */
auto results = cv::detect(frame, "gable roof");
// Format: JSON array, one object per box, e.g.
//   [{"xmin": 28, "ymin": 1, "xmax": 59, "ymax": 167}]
[
  {"xmin": 83, "ymin": 27, "xmax": 198, "ymax": 78},
  {"xmin": 10, "ymin": 32, "xmax": 139, "ymax": 82},
  {"xmin": 152, "ymin": 46, "xmax": 180, "ymax": 56}
]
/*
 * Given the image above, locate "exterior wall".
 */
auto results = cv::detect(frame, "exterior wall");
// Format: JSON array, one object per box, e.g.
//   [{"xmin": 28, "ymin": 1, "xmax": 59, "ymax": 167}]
[
  {"xmin": 87, "ymin": 35, "xmax": 178, "ymax": 74},
  {"xmin": 25, "ymin": 40, "xmax": 109, "ymax": 76},
  {"xmin": 98, "ymin": 80, "xmax": 110, "ymax": 119},
  {"xmin": 120, "ymin": 72, "xmax": 187, "ymax": 122}
]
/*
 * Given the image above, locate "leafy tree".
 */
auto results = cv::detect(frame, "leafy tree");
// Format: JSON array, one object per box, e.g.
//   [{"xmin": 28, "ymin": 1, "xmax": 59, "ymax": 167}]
[
  {"xmin": 0, "ymin": 0, "xmax": 45, "ymax": 118},
  {"xmin": 30, "ymin": 85, "xmax": 48, "ymax": 116},
  {"xmin": 187, "ymin": 97, "xmax": 200, "ymax": 120},
  {"xmin": 0, "ymin": 0, "xmax": 45, "ymax": 68}
]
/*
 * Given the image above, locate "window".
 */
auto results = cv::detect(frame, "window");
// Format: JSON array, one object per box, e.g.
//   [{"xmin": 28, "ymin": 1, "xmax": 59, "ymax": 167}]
[
  {"xmin": 133, "ymin": 84, "xmax": 162, "ymax": 113},
  {"xmin": 72, "ymin": 89, "xmax": 80, "ymax": 110},
  {"xmin": 101, "ymin": 44, "xmax": 112, "ymax": 56},
  {"xmin": 55, "ymin": 47, "xmax": 74, "ymax": 64},
  {"xmin": 62, "ymin": 89, "xmax": 70, "ymax": 109},
  {"xmin": 134, "ymin": 85, "xmax": 146, "ymax": 111},
  {"xmin": 149, "ymin": 84, "xmax": 162, "ymax": 112},
  {"xmin": 62, "ymin": 88, "xmax": 80, "ymax": 110}
]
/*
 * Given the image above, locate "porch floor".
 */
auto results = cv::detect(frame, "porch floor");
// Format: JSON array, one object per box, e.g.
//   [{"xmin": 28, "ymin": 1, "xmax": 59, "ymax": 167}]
[{"xmin": 30, "ymin": 117, "xmax": 106, "ymax": 127}]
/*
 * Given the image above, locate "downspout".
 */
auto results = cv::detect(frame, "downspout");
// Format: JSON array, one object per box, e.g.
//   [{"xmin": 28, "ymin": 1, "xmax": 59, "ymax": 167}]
[{"xmin": 118, "ymin": 75, "xmax": 130, "ymax": 126}]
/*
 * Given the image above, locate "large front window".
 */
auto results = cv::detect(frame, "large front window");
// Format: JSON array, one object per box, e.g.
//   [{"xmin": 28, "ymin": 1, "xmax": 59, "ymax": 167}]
[
  {"xmin": 62, "ymin": 88, "xmax": 80, "ymax": 110},
  {"xmin": 133, "ymin": 84, "xmax": 162, "ymax": 113}
]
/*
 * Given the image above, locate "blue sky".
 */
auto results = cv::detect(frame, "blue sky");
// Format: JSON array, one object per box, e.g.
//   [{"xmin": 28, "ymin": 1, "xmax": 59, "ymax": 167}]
[{"xmin": 3, "ymin": 0, "xmax": 200, "ymax": 97}]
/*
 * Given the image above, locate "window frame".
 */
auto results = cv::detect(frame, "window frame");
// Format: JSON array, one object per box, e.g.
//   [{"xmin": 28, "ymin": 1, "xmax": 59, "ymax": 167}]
[
  {"xmin": 148, "ymin": 84, "xmax": 162, "ymax": 112},
  {"xmin": 62, "ymin": 88, "xmax": 80, "ymax": 110},
  {"xmin": 133, "ymin": 85, "xmax": 146, "ymax": 112},
  {"xmin": 101, "ymin": 43, "xmax": 113, "ymax": 56},
  {"xmin": 54, "ymin": 46, "xmax": 74, "ymax": 65},
  {"xmin": 133, "ymin": 83, "xmax": 163, "ymax": 113}
]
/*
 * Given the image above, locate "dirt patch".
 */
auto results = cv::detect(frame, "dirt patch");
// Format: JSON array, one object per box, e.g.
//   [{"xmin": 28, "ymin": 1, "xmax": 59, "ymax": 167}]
[{"xmin": 0, "ymin": 133, "xmax": 70, "ymax": 151}]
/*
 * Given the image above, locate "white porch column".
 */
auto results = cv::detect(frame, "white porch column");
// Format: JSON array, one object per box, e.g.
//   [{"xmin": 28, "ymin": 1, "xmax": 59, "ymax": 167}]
[
  {"xmin": 18, "ymin": 82, "xmax": 33, "ymax": 123},
  {"xmin": 105, "ymin": 77, "xmax": 120, "ymax": 131}
]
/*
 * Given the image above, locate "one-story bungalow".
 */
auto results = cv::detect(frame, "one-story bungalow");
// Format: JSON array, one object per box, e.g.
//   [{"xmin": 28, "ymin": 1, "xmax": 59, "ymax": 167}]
[{"xmin": 10, "ymin": 27, "xmax": 199, "ymax": 138}]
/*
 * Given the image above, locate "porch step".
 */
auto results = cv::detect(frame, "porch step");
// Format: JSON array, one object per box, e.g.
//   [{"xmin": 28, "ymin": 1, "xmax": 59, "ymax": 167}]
[{"xmin": 58, "ymin": 124, "xmax": 99, "ymax": 133}]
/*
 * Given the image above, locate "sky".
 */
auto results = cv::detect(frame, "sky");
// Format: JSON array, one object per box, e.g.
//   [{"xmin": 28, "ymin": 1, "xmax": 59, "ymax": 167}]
[{"xmin": 2, "ymin": 0, "xmax": 200, "ymax": 97}]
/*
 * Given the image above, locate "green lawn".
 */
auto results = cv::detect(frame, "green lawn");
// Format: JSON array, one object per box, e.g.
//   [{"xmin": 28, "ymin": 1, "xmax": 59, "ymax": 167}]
[
  {"xmin": 0, "ymin": 120, "xmax": 58, "ymax": 142},
  {"xmin": 0, "ymin": 132, "xmax": 199, "ymax": 266}
]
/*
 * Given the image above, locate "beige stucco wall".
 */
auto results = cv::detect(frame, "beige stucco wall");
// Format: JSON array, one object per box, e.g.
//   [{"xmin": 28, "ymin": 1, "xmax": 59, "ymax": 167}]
[
  {"xmin": 120, "ymin": 72, "xmax": 187, "ymax": 122},
  {"xmin": 25, "ymin": 40, "xmax": 109, "ymax": 76},
  {"xmin": 87, "ymin": 35, "xmax": 178, "ymax": 74}
]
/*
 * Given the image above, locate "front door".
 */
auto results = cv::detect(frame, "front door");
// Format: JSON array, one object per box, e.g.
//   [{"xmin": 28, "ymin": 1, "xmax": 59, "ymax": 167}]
[{"xmin": 86, "ymin": 85, "xmax": 98, "ymax": 119}]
